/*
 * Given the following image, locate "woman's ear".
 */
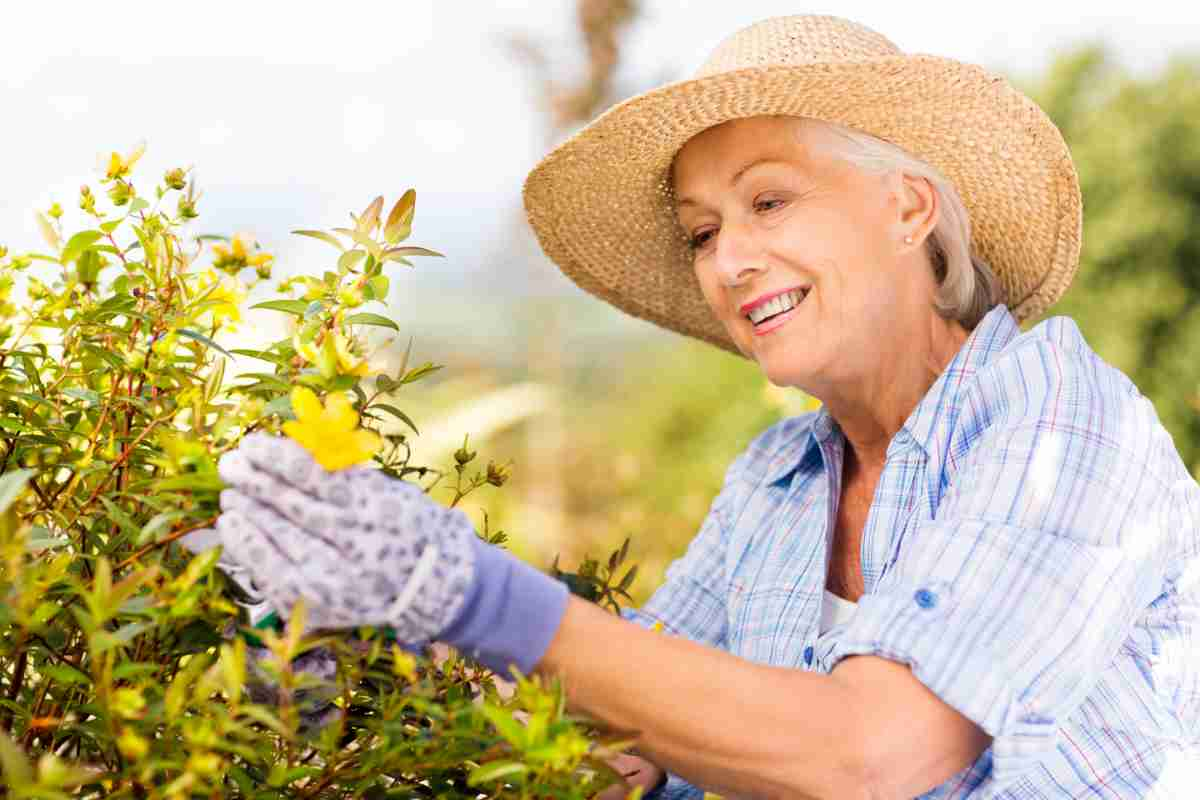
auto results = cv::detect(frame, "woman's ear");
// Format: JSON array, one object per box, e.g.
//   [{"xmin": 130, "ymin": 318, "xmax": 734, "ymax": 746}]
[{"xmin": 895, "ymin": 173, "xmax": 939, "ymax": 250}]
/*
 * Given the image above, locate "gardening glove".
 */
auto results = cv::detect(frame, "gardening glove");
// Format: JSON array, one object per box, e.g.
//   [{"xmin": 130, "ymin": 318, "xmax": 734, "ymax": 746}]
[{"xmin": 211, "ymin": 432, "xmax": 570, "ymax": 677}]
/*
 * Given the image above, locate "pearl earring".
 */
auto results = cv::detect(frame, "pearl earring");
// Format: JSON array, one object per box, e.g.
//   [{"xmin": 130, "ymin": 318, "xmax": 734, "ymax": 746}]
[{"xmin": 904, "ymin": 235, "xmax": 914, "ymax": 245}]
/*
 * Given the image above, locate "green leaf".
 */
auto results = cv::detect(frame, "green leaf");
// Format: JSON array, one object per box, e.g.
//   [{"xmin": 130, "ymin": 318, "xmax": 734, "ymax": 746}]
[
  {"xmin": 177, "ymin": 547, "xmax": 222, "ymax": 591},
  {"xmin": 331, "ymin": 229, "xmax": 382, "ymax": 260},
  {"xmin": 400, "ymin": 362, "xmax": 444, "ymax": 385},
  {"xmin": 345, "ymin": 312, "xmax": 399, "ymax": 332},
  {"xmin": 25, "ymin": 526, "xmax": 69, "ymax": 551},
  {"xmin": 76, "ymin": 249, "xmax": 104, "ymax": 283},
  {"xmin": 63, "ymin": 387, "xmax": 101, "ymax": 407},
  {"xmin": 138, "ymin": 510, "xmax": 189, "ymax": 546},
  {"xmin": 0, "ymin": 730, "xmax": 33, "ymax": 786},
  {"xmin": 99, "ymin": 220, "xmax": 122, "ymax": 233},
  {"xmin": 617, "ymin": 564, "xmax": 639, "ymax": 593},
  {"xmin": 250, "ymin": 299, "xmax": 309, "ymax": 316},
  {"xmin": 468, "ymin": 760, "xmax": 529, "ymax": 786},
  {"xmin": 384, "ymin": 245, "xmax": 443, "ymax": 258},
  {"xmin": 112, "ymin": 662, "xmax": 159, "ymax": 681},
  {"xmin": 371, "ymin": 403, "xmax": 419, "ymax": 434},
  {"xmin": 291, "ymin": 229, "xmax": 345, "ymax": 251},
  {"xmin": 40, "ymin": 663, "xmax": 92, "ymax": 686},
  {"xmin": 229, "ymin": 348, "xmax": 290, "ymax": 366},
  {"xmin": 98, "ymin": 497, "xmax": 141, "ymax": 545},
  {"xmin": 0, "ymin": 469, "xmax": 34, "ymax": 514},
  {"xmin": 337, "ymin": 249, "xmax": 367, "ymax": 273},
  {"xmin": 233, "ymin": 372, "xmax": 292, "ymax": 392},
  {"xmin": 384, "ymin": 189, "xmax": 415, "ymax": 244},
  {"xmin": 175, "ymin": 327, "xmax": 232, "ymax": 356},
  {"xmin": 60, "ymin": 230, "xmax": 104, "ymax": 265},
  {"xmin": 478, "ymin": 703, "xmax": 528, "ymax": 748},
  {"xmin": 262, "ymin": 394, "xmax": 296, "ymax": 419},
  {"xmin": 366, "ymin": 274, "xmax": 389, "ymax": 301},
  {"xmin": 153, "ymin": 472, "xmax": 225, "ymax": 493},
  {"xmin": 36, "ymin": 212, "xmax": 60, "ymax": 252}
]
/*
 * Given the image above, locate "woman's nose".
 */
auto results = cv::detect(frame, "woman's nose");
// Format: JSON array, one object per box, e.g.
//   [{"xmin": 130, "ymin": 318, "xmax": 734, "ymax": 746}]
[{"xmin": 710, "ymin": 220, "xmax": 763, "ymax": 287}]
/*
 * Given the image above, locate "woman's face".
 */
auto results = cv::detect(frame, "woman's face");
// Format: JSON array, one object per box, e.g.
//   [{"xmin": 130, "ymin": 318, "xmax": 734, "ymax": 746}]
[{"xmin": 672, "ymin": 116, "xmax": 937, "ymax": 394}]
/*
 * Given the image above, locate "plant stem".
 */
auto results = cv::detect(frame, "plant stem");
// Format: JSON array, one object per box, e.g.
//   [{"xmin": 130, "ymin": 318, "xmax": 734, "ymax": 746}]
[
  {"xmin": 115, "ymin": 515, "xmax": 216, "ymax": 570},
  {"xmin": 1, "ymin": 635, "xmax": 29, "ymax": 733}
]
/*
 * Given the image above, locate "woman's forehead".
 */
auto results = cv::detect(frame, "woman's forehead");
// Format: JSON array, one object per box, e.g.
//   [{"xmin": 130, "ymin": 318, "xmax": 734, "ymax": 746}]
[{"xmin": 671, "ymin": 117, "xmax": 837, "ymax": 199}]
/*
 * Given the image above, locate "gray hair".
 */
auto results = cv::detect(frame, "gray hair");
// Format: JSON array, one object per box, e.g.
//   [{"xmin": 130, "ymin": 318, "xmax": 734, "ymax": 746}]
[{"xmin": 796, "ymin": 117, "xmax": 1004, "ymax": 329}]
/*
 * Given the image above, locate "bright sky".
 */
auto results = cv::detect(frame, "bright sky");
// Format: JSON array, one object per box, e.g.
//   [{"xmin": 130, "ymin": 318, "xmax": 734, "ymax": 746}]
[{"xmin": 2, "ymin": 0, "xmax": 1197, "ymax": 342}]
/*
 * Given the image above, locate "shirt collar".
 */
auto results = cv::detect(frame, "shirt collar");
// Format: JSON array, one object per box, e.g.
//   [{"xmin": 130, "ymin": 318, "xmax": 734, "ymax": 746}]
[
  {"xmin": 899, "ymin": 304, "xmax": 1021, "ymax": 455},
  {"xmin": 760, "ymin": 305, "xmax": 1020, "ymax": 483}
]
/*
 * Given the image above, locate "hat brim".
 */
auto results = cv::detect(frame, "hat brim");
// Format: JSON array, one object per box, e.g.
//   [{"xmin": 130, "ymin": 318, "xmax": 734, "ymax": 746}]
[{"xmin": 523, "ymin": 54, "xmax": 1081, "ymax": 355}]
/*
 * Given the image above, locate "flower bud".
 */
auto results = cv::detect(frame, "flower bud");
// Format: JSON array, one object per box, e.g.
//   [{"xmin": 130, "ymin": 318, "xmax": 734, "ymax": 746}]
[
  {"xmin": 164, "ymin": 167, "xmax": 187, "ymax": 190},
  {"xmin": 485, "ymin": 460, "xmax": 511, "ymax": 487},
  {"xmin": 255, "ymin": 261, "xmax": 272, "ymax": 280},
  {"xmin": 337, "ymin": 286, "xmax": 364, "ymax": 308},
  {"xmin": 47, "ymin": 202, "xmax": 63, "ymax": 219},
  {"xmin": 107, "ymin": 182, "xmax": 132, "ymax": 206},
  {"xmin": 453, "ymin": 435, "xmax": 476, "ymax": 466},
  {"xmin": 177, "ymin": 196, "xmax": 197, "ymax": 220},
  {"xmin": 0, "ymin": 245, "xmax": 7, "ymax": 259}
]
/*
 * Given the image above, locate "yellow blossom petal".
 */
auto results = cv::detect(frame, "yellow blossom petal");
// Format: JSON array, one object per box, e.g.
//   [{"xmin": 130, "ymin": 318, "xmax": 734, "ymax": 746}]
[
  {"xmin": 282, "ymin": 388, "xmax": 381, "ymax": 471},
  {"xmin": 125, "ymin": 141, "xmax": 146, "ymax": 171},
  {"xmin": 321, "ymin": 392, "xmax": 360, "ymax": 433},
  {"xmin": 289, "ymin": 386, "xmax": 322, "ymax": 422}
]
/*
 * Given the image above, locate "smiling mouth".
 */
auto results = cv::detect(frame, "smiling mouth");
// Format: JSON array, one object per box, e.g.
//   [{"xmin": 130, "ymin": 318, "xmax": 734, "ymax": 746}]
[{"xmin": 745, "ymin": 288, "xmax": 808, "ymax": 326}]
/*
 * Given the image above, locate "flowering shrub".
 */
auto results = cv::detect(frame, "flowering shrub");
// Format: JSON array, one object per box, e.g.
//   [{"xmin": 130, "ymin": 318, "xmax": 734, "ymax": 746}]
[{"xmin": 0, "ymin": 150, "xmax": 645, "ymax": 798}]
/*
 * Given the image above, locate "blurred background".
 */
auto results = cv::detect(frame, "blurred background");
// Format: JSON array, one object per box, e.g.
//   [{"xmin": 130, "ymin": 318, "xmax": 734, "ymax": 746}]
[{"xmin": 3, "ymin": 0, "xmax": 1199, "ymax": 602}]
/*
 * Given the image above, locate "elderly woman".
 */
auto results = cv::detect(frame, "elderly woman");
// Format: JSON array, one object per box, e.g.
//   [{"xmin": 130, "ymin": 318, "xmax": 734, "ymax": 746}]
[{"xmin": 209, "ymin": 15, "xmax": 1198, "ymax": 800}]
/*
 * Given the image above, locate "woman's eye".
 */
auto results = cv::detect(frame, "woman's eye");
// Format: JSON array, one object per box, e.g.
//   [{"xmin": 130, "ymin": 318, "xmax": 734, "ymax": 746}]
[
  {"xmin": 690, "ymin": 228, "xmax": 717, "ymax": 249},
  {"xmin": 754, "ymin": 197, "xmax": 784, "ymax": 213}
]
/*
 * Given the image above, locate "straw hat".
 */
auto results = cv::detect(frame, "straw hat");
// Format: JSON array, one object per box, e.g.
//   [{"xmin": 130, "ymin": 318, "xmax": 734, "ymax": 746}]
[{"xmin": 522, "ymin": 15, "xmax": 1082, "ymax": 355}]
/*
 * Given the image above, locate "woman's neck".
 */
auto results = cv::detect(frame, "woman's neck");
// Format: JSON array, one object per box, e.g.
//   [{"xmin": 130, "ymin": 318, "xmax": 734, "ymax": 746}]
[{"xmin": 822, "ymin": 313, "xmax": 969, "ymax": 470}]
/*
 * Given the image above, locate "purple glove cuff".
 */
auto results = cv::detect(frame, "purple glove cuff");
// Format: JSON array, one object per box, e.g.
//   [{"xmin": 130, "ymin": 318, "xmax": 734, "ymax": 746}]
[{"xmin": 439, "ymin": 535, "xmax": 570, "ymax": 677}]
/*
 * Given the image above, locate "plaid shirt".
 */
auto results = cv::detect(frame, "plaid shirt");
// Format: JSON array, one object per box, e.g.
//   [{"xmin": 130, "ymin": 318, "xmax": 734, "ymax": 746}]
[{"xmin": 623, "ymin": 305, "xmax": 1199, "ymax": 799}]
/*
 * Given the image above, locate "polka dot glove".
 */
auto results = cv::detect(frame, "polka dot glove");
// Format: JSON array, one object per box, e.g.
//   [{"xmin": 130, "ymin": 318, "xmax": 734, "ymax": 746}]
[
  {"xmin": 212, "ymin": 432, "xmax": 478, "ymax": 647},
  {"xmin": 205, "ymin": 433, "xmax": 571, "ymax": 676}
]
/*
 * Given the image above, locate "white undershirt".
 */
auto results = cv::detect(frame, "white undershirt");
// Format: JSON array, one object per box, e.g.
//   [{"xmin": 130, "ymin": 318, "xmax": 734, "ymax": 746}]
[{"xmin": 819, "ymin": 589, "xmax": 858, "ymax": 634}]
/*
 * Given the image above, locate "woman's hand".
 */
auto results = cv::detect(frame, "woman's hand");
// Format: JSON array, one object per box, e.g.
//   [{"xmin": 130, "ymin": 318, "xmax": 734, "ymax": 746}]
[
  {"xmin": 594, "ymin": 753, "xmax": 666, "ymax": 799},
  {"xmin": 211, "ymin": 432, "xmax": 478, "ymax": 644}
]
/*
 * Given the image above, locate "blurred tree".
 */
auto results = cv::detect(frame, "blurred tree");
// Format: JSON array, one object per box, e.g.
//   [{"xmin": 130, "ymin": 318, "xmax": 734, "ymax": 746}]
[{"xmin": 1029, "ymin": 47, "xmax": 1200, "ymax": 474}]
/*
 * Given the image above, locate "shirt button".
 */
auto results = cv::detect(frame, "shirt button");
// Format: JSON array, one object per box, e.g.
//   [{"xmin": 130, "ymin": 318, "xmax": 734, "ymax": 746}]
[
  {"xmin": 803, "ymin": 645, "xmax": 814, "ymax": 666},
  {"xmin": 914, "ymin": 588, "xmax": 938, "ymax": 610}
]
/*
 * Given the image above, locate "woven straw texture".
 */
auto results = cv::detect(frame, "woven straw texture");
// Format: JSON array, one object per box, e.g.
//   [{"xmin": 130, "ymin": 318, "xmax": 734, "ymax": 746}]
[{"xmin": 523, "ymin": 15, "xmax": 1082, "ymax": 355}]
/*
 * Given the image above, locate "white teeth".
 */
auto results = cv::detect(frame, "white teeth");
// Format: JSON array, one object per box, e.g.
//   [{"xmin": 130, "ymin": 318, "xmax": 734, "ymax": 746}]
[{"xmin": 747, "ymin": 289, "xmax": 806, "ymax": 324}]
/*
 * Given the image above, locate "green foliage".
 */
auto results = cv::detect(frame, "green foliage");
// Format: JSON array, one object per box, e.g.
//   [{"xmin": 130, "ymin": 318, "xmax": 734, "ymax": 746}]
[
  {"xmin": 1031, "ymin": 47, "xmax": 1200, "ymax": 474},
  {"xmin": 0, "ymin": 154, "xmax": 640, "ymax": 798}
]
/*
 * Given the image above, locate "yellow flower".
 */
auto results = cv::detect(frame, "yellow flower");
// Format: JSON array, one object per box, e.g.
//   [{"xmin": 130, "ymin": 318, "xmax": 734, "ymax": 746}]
[
  {"xmin": 282, "ymin": 386, "xmax": 381, "ymax": 471},
  {"xmin": 191, "ymin": 269, "xmax": 244, "ymax": 330},
  {"xmin": 212, "ymin": 233, "xmax": 273, "ymax": 275},
  {"xmin": 332, "ymin": 331, "xmax": 372, "ymax": 377},
  {"xmin": 104, "ymin": 141, "xmax": 146, "ymax": 180}
]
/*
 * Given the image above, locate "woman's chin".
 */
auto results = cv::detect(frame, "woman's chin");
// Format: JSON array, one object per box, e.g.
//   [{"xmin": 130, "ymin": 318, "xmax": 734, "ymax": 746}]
[{"xmin": 756, "ymin": 358, "xmax": 814, "ymax": 392}]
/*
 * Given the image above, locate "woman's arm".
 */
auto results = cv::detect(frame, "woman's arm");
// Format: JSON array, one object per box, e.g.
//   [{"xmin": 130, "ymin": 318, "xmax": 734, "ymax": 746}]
[{"xmin": 537, "ymin": 595, "xmax": 988, "ymax": 800}]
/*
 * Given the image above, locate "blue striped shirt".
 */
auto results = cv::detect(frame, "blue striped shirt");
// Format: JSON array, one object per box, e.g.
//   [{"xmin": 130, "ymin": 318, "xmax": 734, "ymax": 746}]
[{"xmin": 623, "ymin": 305, "xmax": 1199, "ymax": 798}]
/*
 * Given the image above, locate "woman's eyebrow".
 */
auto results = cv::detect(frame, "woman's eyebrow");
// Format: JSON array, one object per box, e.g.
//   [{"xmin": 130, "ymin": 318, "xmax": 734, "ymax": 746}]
[{"xmin": 676, "ymin": 156, "xmax": 793, "ymax": 208}]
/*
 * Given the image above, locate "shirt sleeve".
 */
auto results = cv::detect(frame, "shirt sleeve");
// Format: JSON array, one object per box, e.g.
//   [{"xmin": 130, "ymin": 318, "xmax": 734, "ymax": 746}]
[{"xmin": 825, "ymin": 341, "xmax": 1177, "ymax": 788}]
